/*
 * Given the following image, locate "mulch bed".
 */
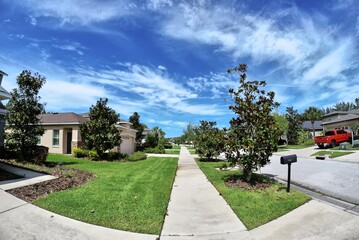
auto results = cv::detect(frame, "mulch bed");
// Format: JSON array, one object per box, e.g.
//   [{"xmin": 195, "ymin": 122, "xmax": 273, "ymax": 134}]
[
  {"xmin": 5, "ymin": 165, "xmax": 95, "ymax": 202},
  {"xmin": 225, "ymin": 175, "xmax": 274, "ymax": 190},
  {"xmin": 0, "ymin": 169, "xmax": 24, "ymax": 181}
]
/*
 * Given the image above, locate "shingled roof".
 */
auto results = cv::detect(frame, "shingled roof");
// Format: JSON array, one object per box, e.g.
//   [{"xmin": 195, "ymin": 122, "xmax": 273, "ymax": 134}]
[{"xmin": 39, "ymin": 112, "xmax": 88, "ymax": 124}]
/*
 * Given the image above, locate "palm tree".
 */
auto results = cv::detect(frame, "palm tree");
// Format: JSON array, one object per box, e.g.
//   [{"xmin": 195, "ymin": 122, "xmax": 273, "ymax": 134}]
[{"xmin": 302, "ymin": 107, "xmax": 323, "ymax": 138}]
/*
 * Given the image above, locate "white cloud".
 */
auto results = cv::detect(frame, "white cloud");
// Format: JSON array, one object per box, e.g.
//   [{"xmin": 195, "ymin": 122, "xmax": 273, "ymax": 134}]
[
  {"xmin": 74, "ymin": 63, "xmax": 225, "ymax": 115},
  {"xmin": 3, "ymin": 19, "xmax": 11, "ymax": 23},
  {"xmin": 29, "ymin": 16, "xmax": 37, "ymax": 26},
  {"xmin": 158, "ymin": 65, "xmax": 166, "ymax": 71},
  {"xmin": 52, "ymin": 42, "xmax": 85, "ymax": 55},
  {"xmin": 21, "ymin": 0, "xmax": 134, "ymax": 25},
  {"xmin": 147, "ymin": 118, "xmax": 187, "ymax": 128}
]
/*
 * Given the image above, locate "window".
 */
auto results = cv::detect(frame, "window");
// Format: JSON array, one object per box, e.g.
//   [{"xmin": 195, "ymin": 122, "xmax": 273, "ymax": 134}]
[{"xmin": 53, "ymin": 130, "xmax": 59, "ymax": 146}]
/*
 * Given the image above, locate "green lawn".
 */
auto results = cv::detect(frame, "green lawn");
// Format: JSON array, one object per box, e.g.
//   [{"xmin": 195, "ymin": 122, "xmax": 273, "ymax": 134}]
[
  {"xmin": 332, "ymin": 146, "xmax": 359, "ymax": 150},
  {"xmin": 165, "ymin": 149, "xmax": 180, "ymax": 154},
  {"xmin": 34, "ymin": 154, "xmax": 178, "ymax": 234},
  {"xmin": 196, "ymin": 160, "xmax": 310, "ymax": 229},
  {"xmin": 311, "ymin": 151, "xmax": 354, "ymax": 158},
  {"xmin": 278, "ymin": 145, "xmax": 313, "ymax": 150}
]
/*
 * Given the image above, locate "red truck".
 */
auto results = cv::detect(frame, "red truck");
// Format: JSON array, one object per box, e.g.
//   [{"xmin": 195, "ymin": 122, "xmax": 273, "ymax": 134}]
[{"xmin": 315, "ymin": 129, "xmax": 351, "ymax": 148}]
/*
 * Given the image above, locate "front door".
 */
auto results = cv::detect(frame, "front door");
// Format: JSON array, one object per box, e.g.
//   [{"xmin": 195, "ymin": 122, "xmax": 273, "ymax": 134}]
[{"xmin": 66, "ymin": 132, "xmax": 72, "ymax": 154}]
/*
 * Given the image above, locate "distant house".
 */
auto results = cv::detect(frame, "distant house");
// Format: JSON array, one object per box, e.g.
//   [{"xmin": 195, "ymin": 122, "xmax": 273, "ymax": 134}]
[
  {"xmin": 322, "ymin": 109, "xmax": 359, "ymax": 134},
  {"xmin": 38, "ymin": 112, "xmax": 137, "ymax": 154},
  {"xmin": 0, "ymin": 70, "xmax": 11, "ymax": 147},
  {"xmin": 301, "ymin": 120, "xmax": 323, "ymax": 137}
]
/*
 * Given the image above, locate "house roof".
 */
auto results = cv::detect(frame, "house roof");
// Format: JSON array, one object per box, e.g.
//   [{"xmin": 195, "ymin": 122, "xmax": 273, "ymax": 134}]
[
  {"xmin": 39, "ymin": 112, "xmax": 88, "ymax": 124},
  {"xmin": 302, "ymin": 121, "xmax": 322, "ymax": 130},
  {"xmin": 322, "ymin": 114, "xmax": 359, "ymax": 125},
  {"xmin": 0, "ymin": 85, "xmax": 11, "ymax": 100}
]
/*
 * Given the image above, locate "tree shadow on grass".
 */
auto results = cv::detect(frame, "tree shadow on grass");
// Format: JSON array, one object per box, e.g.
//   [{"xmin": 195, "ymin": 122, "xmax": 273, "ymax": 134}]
[{"xmin": 199, "ymin": 158, "xmax": 224, "ymax": 162}]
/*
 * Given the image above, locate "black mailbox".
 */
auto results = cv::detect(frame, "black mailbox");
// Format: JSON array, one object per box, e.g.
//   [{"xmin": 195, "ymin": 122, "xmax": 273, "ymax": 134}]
[{"xmin": 280, "ymin": 154, "xmax": 297, "ymax": 165}]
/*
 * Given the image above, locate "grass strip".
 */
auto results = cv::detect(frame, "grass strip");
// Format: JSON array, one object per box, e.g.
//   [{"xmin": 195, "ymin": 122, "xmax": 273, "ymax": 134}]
[
  {"xmin": 34, "ymin": 154, "xmax": 178, "ymax": 234},
  {"xmin": 311, "ymin": 151, "xmax": 354, "ymax": 158},
  {"xmin": 278, "ymin": 145, "xmax": 313, "ymax": 150},
  {"xmin": 196, "ymin": 160, "xmax": 310, "ymax": 229},
  {"xmin": 165, "ymin": 149, "xmax": 180, "ymax": 154}
]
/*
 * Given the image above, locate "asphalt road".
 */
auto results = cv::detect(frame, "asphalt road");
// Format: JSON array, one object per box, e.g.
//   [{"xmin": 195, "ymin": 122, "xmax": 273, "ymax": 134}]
[{"xmin": 260, "ymin": 155, "xmax": 359, "ymax": 205}]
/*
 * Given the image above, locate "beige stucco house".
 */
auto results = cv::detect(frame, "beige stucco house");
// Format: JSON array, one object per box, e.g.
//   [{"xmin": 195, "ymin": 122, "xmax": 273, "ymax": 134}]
[
  {"xmin": 322, "ymin": 109, "xmax": 359, "ymax": 134},
  {"xmin": 0, "ymin": 70, "xmax": 11, "ymax": 147},
  {"xmin": 38, "ymin": 112, "xmax": 137, "ymax": 154}
]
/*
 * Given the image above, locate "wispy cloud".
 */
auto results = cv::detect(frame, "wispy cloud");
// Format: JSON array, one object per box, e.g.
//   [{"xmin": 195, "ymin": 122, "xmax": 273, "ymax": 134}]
[
  {"xmin": 20, "ymin": 0, "xmax": 135, "ymax": 25},
  {"xmin": 52, "ymin": 42, "xmax": 86, "ymax": 55}
]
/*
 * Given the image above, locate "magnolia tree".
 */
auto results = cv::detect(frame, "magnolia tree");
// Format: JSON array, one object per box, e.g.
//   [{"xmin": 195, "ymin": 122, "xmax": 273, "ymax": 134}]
[
  {"xmin": 194, "ymin": 121, "xmax": 225, "ymax": 161},
  {"xmin": 225, "ymin": 64, "xmax": 280, "ymax": 182},
  {"xmin": 5, "ymin": 70, "xmax": 46, "ymax": 162},
  {"xmin": 80, "ymin": 98, "xmax": 121, "ymax": 158}
]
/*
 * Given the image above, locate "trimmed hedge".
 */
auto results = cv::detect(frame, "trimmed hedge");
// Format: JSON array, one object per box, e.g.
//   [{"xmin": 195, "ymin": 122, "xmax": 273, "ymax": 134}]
[
  {"xmin": 143, "ymin": 145, "xmax": 165, "ymax": 154},
  {"xmin": 126, "ymin": 151, "xmax": 147, "ymax": 161}
]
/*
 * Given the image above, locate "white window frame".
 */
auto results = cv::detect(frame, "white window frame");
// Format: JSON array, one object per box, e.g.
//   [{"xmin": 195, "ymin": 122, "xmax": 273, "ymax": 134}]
[{"xmin": 53, "ymin": 130, "xmax": 60, "ymax": 146}]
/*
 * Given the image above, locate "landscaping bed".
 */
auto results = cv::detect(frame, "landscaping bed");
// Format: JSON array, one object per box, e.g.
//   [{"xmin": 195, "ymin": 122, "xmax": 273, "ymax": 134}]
[{"xmin": 197, "ymin": 159, "xmax": 310, "ymax": 229}]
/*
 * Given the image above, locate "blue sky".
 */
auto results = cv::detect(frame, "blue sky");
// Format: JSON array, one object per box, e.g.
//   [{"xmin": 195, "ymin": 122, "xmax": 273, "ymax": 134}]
[{"xmin": 1, "ymin": 0, "xmax": 358, "ymax": 137}]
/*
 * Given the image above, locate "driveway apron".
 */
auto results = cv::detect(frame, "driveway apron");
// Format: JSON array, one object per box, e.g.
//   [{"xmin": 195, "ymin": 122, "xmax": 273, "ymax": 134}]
[{"xmin": 160, "ymin": 147, "xmax": 251, "ymax": 239}]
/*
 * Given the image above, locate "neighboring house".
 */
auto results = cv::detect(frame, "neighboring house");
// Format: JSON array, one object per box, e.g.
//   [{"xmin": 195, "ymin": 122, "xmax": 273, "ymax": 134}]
[
  {"xmin": 0, "ymin": 70, "xmax": 11, "ymax": 147},
  {"xmin": 322, "ymin": 109, "xmax": 359, "ymax": 134},
  {"xmin": 38, "ymin": 112, "xmax": 137, "ymax": 154},
  {"xmin": 302, "ymin": 120, "xmax": 323, "ymax": 137}
]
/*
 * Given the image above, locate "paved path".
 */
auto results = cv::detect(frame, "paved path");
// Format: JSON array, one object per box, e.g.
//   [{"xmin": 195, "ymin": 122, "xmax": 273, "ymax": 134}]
[
  {"xmin": 262, "ymin": 154, "xmax": 359, "ymax": 205},
  {"xmin": 160, "ymin": 147, "xmax": 251, "ymax": 239}
]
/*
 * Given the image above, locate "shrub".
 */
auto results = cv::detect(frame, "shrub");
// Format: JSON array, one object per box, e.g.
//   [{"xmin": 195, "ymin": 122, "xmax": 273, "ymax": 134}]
[
  {"xmin": 164, "ymin": 143, "xmax": 173, "ymax": 149},
  {"xmin": 33, "ymin": 146, "xmax": 49, "ymax": 165},
  {"xmin": 105, "ymin": 151, "xmax": 127, "ymax": 161},
  {"xmin": 73, "ymin": 148, "xmax": 88, "ymax": 158},
  {"xmin": 0, "ymin": 147, "xmax": 16, "ymax": 159},
  {"xmin": 88, "ymin": 150, "xmax": 100, "ymax": 161},
  {"xmin": 144, "ymin": 145, "xmax": 165, "ymax": 154},
  {"xmin": 126, "ymin": 151, "xmax": 147, "ymax": 161},
  {"xmin": 303, "ymin": 139, "xmax": 315, "ymax": 146}
]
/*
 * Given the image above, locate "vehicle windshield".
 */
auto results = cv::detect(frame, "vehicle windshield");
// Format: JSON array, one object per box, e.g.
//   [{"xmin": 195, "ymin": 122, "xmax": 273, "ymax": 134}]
[{"xmin": 325, "ymin": 131, "xmax": 335, "ymax": 136}]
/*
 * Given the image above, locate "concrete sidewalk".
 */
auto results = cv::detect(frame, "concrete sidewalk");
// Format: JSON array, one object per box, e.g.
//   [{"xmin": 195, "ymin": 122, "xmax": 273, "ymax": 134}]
[
  {"xmin": 160, "ymin": 147, "xmax": 251, "ymax": 239},
  {"xmin": 1, "ymin": 149, "xmax": 359, "ymax": 239}
]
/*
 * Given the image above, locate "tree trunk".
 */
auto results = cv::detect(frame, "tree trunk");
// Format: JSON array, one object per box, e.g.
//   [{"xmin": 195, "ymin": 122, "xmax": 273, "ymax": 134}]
[
  {"xmin": 311, "ymin": 121, "xmax": 315, "ymax": 138},
  {"xmin": 244, "ymin": 168, "xmax": 252, "ymax": 182}
]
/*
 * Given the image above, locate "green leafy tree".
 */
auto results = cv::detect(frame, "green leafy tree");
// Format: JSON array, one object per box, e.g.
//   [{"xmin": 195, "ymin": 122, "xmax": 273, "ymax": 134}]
[
  {"xmin": 286, "ymin": 107, "xmax": 302, "ymax": 145},
  {"xmin": 129, "ymin": 112, "xmax": 144, "ymax": 146},
  {"xmin": 80, "ymin": 98, "xmax": 121, "ymax": 158},
  {"xmin": 194, "ymin": 121, "xmax": 225, "ymax": 161},
  {"xmin": 225, "ymin": 64, "xmax": 280, "ymax": 182},
  {"xmin": 5, "ymin": 70, "xmax": 46, "ymax": 162},
  {"xmin": 144, "ymin": 126, "xmax": 165, "ymax": 148},
  {"xmin": 182, "ymin": 123, "xmax": 197, "ymax": 143},
  {"xmin": 302, "ymin": 106, "xmax": 322, "ymax": 138},
  {"xmin": 273, "ymin": 112, "xmax": 288, "ymax": 139}
]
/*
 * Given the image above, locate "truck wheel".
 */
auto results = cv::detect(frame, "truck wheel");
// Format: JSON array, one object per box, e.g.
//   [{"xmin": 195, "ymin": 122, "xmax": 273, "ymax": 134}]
[
  {"xmin": 331, "ymin": 140, "xmax": 336, "ymax": 148},
  {"xmin": 317, "ymin": 144, "xmax": 324, "ymax": 149}
]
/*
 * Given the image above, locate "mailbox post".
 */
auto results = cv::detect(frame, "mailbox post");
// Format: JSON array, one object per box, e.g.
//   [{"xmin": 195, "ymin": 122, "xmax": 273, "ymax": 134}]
[{"xmin": 280, "ymin": 154, "xmax": 297, "ymax": 193}]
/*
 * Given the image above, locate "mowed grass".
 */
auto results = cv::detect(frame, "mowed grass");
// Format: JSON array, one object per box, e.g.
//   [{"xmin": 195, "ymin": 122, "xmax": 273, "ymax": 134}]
[
  {"xmin": 165, "ymin": 149, "xmax": 180, "ymax": 154},
  {"xmin": 311, "ymin": 151, "xmax": 354, "ymax": 158},
  {"xmin": 278, "ymin": 145, "xmax": 312, "ymax": 150},
  {"xmin": 196, "ymin": 160, "xmax": 310, "ymax": 229},
  {"xmin": 34, "ymin": 154, "xmax": 178, "ymax": 234}
]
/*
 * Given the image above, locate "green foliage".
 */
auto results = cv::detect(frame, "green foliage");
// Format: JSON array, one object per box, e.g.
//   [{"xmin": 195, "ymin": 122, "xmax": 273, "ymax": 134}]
[
  {"xmin": 194, "ymin": 121, "xmax": 225, "ymax": 160},
  {"xmin": 286, "ymin": 107, "xmax": 302, "ymax": 145},
  {"xmin": 272, "ymin": 112, "xmax": 288, "ymax": 137},
  {"xmin": 129, "ymin": 112, "xmax": 144, "ymax": 146},
  {"xmin": 80, "ymin": 98, "xmax": 121, "ymax": 158},
  {"xmin": 5, "ymin": 70, "xmax": 46, "ymax": 163},
  {"xmin": 126, "ymin": 151, "xmax": 147, "ymax": 161},
  {"xmin": 106, "ymin": 151, "xmax": 127, "ymax": 161},
  {"xmin": 302, "ymin": 106, "xmax": 322, "ymax": 138},
  {"xmin": 144, "ymin": 126, "xmax": 165, "ymax": 148},
  {"xmin": 88, "ymin": 150, "xmax": 100, "ymax": 161},
  {"xmin": 144, "ymin": 145, "xmax": 165, "ymax": 154},
  {"xmin": 163, "ymin": 143, "xmax": 173, "ymax": 149},
  {"xmin": 303, "ymin": 139, "xmax": 315, "ymax": 146},
  {"xmin": 72, "ymin": 148, "xmax": 88, "ymax": 158},
  {"xmin": 226, "ymin": 64, "xmax": 280, "ymax": 182},
  {"xmin": 181, "ymin": 123, "xmax": 197, "ymax": 143},
  {"xmin": 297, "ymin": 129, "xmax": 311, "ymax": 144}
]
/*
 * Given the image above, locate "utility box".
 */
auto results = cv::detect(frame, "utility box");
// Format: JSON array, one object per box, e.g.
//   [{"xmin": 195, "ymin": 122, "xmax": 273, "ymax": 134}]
[
  {"xmin": 340, "ymin": 142, "xmax": 351, "ymax": 150},
  {"xmin": 353, "ymin": 140, "xmax": 359, "ymax": 148}
]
